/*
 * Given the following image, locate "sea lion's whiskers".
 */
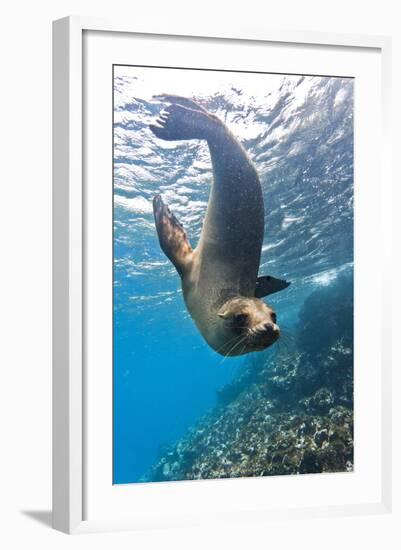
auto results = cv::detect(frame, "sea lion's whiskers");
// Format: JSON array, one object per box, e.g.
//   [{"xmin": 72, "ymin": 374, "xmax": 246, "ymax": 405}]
[
  {"xmin": 219, "ymin": 334, "xmax": 248, "ymax": 364},
  {"xmin": 229, "ymin": 335, "xmax": 248, "ymax": 354},
  {"xmin": 273, "ymin": 335, "xmax": 294, "ymax": 356},
  {"xmin": 221, "ymin": 336, "xmax": 247, "ymax": 360},
  {"xmin": 277, "ymin": 329, "xmax": 296, "ymax": 350},
  {"xmin": 237, "ymin": 342, "xmax": 248, "ymax": 358},
  {"xmin": 278, "ymin": 324, "xmax": 296, "ymax": 339},
  {"xmin": 214, "ymin": 333, "xmax": 242, "ymax": 356},
  {"xmin": 215, "ymin": 326, "xmax": 252, "ymax": 356}
]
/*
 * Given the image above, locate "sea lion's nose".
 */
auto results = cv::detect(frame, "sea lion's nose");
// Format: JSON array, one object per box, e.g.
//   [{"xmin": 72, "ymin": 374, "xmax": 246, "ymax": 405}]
[{"xmin": 264, "ymin": 323, "xmax": 280, "ymax": 338}]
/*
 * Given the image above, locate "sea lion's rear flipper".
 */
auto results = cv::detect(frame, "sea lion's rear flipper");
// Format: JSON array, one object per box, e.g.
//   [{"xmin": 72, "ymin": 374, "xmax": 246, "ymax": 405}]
[
  {"xmin": 150, "ymin": 102, "xmax": 216, "ymax": 142},
  {"xmin": 153, "ymin": 195, "xmax": 193, "ymax": 277},
  {"xmin": 255, "ymin": 275, "xmax": 291, "ymax": 298},
  {"xmin": 153, "ymin": 94, "xmax": 208, "ymax": 114}
]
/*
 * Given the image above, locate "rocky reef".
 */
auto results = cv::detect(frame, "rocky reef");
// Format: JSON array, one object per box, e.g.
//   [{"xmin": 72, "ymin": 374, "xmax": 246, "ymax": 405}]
[{"xmin": 145, "ymin": 275, "xmax": 354, "ymax": 482}]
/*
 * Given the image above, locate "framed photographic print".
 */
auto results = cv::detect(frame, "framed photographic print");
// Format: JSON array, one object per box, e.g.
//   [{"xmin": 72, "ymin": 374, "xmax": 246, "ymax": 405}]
[{"xmin": 52, "ymin": 17, "xmax": 392, "ymax": 533}]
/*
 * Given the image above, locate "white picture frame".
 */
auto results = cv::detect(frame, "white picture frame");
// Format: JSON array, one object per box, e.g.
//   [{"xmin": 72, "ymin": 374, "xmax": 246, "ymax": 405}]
[{"xmin": 52, "ymin": 16, "xmax": 392, "ymax": 534}]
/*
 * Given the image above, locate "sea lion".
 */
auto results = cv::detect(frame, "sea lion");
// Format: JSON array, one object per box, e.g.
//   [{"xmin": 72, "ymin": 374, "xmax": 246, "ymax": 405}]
[{"xmin": 150, "ymin": 94, "xmax": 290, "ymax": 356}]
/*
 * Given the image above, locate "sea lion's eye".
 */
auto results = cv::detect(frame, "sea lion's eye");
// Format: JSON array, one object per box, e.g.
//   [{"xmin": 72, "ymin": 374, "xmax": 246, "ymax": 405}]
[
  {"xmin": 271, "ymin": 312, "xmax": 277, "ymax": 323},
  {"xmin": 234, "ymin": 313, "xmax": 248, "ymax": 326}
]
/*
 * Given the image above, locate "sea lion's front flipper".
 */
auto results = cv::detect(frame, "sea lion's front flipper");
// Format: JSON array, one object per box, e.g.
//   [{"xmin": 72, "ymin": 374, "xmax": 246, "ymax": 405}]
[
  {"xmin": 255, "ymin": 275, "xmax": 291, "ymax": 298},
  {"xmin": 153, "ymin": 195, "xmax": 193, "ymax": 277}
]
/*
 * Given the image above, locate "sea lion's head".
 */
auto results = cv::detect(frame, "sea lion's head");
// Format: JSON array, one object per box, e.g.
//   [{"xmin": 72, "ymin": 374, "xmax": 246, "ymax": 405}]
[{"xmin": 215, "ymin": 297, "xmax": 280, "ymax": 356}]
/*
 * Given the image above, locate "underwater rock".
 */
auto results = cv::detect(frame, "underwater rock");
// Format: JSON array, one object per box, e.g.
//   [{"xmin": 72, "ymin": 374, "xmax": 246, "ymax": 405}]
[
  {"xmin": 301, "ymin": 388, "xmax": 335, "ymax": 415},
  {"xmin": 314, "ymin": 428, "xmax": 329, "ymax": 448},
  {"xmin": 146, "ymin": 395, "xmax": 353, "ymax": 481}
]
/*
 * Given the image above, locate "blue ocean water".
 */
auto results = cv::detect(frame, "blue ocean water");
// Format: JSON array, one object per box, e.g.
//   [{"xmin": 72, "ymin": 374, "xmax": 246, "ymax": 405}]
[{"xmin": 113, "ymin": 67, "xmax": 353, "ymax": 484}]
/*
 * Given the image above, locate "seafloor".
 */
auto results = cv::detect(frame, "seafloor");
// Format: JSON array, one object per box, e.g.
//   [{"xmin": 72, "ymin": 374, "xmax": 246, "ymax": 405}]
[{"xmin": 145, "ymin": 275, "xmax": 353, "ymax": 482}]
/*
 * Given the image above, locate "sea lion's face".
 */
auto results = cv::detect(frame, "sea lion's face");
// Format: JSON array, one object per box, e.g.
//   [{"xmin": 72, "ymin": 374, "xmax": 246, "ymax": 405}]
[{"xmin": 216, "ymin": 297, "xmax": 280, "ymax": 356}]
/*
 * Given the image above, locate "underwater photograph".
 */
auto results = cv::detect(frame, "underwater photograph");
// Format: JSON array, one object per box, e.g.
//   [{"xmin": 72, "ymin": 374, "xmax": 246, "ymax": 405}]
[{"xmin": 113, "ymin": 65, "xmax": 354, "ymax": 484}]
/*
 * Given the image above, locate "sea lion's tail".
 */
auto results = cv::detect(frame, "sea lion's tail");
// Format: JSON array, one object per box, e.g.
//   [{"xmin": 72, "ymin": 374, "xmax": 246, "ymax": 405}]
[{"xmin": 150, "ymin": 94, "xmax": 220, "ymax": 142}]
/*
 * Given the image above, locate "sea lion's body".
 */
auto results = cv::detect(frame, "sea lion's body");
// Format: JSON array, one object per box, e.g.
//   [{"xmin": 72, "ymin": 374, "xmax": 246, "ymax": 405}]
[
  {"xmin": 150, "ymin": 95, "xmax": 289, "ymax": 356},
  {"xmin": 181, "ymin": 122, "xmax": 264, "ymax": 347}
]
